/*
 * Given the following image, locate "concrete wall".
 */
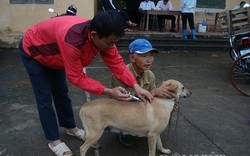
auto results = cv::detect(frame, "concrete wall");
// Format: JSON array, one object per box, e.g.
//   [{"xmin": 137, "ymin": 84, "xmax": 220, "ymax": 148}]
[
  {"xmin": 0, "ymin": 0, "xmax": 96, "ymax": 33},
  {"xmin": 0, "ymin": 0, "xmax": 248, "ymax": 49},
  {"xmin": 0, "ymin": 0, "xmax": 97, "ymax": 48}
]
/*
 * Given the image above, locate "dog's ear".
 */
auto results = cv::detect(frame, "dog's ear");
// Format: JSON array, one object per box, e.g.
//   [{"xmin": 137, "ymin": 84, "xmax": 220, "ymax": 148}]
[
  {"xmin": 165, "ymin": 80, "xmax": 178, "ymax": 94},
  {"xmin": 166, "ymin": 81, "xmax": 178, "ymax": 94},
  {"xmin": 158, "ymin": 80, "xmax": 179, "ymax": 95}
]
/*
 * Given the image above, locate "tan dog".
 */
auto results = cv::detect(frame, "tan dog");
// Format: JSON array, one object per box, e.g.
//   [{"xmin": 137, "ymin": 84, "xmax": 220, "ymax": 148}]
[{"xmin": 79, "ymin": 79, "xmax": 191, "ymax": 156}]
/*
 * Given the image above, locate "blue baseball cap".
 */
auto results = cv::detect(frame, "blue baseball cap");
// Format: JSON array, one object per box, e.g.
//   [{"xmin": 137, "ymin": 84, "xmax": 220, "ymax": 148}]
[{"xmin": 129, "ymin": 39, "xmax": 159, "ymax": 54}]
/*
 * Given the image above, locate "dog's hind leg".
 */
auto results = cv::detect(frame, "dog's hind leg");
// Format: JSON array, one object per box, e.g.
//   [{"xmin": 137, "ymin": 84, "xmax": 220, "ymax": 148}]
[
  {"xmin": 156, "ymin": 137, "xmax": 171, "ymax": 154},
  {"xmin": 80, "ymin": 130, "xmax": 103, "ymax": 156}
]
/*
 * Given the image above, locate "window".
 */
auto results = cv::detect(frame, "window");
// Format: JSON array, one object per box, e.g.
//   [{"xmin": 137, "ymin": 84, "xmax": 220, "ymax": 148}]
[
  {"xmin": 10, "ymin": 0, "xmax": 54, "ymax": 4},
  {"xmin": 197, "ymin": 0, "xmax": 226, "ymax": 9}
]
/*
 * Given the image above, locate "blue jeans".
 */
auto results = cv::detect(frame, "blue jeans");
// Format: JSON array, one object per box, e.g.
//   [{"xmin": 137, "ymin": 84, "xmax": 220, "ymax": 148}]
[{"xmin": 18, "ymin": 40, "xmax": 76, "ymax": 141}]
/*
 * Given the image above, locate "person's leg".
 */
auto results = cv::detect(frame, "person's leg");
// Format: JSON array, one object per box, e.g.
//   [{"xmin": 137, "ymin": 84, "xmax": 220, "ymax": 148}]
[
  {"xmin": 19, "ymin": 40, "xmax": 74, "ymax": 156},
  {"xmin": 181, "ymin": 13, "xmax": 188, "ymax": 39},
  {"xmin": 187, "ymin": 13, "xmax": 196, "ymax": 39},
  {"xmin": 188, "ymin": 13, "xmax": 195, "ymax": 30},
  {"xmin": 119, "ymin": 10, "xmax": 137, "ymax": 29},
  {"xmin": 48, "ymin": 69, "xmax": 76, "ymax": 129},
  {"xmin": 181, "ymin": 13, "xmax": 188, "ymax": 30},
  {"xmin": 157, "ymin": 15, "xmax": 164, "ymax": 32},
  {"xmin": 126, "ymin": 0, "xmax": 141, "ymax": 24},
  {"xmin": 19, "ymin": 41, "xmax": 60, "ymax": 141},
  {"xmin": 166, "ymin": 15, "xmax": 176, "ymax": 32},
  {"xmin": 48, "ymin": 69, "xmax": 85, "ymax": 140}
]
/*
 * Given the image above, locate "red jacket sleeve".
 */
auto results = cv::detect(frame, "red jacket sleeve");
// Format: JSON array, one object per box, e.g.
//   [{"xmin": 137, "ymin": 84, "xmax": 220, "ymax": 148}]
[{"xmin": 58, "ymin": 41, "xmax": 106, "ymax": 95}]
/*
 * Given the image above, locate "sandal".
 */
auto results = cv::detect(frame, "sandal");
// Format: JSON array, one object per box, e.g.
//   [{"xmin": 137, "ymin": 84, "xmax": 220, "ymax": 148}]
[
  {"xmin": 66, "ymin": 129, "xmax": 85, "ymax": 140},
  {"xmin": 48, "ymin": 142, "xmax": 73, "ymax": 156},
  {"xmin": 128, "ymin": 21, "xmax": 137, "ymax": 27},
  {"xmin": 130, "ymin": 23, "xmax": 137, "ymax": 27},
  {"xmin": 124, "ymin": 28, "xmax": 132, "ymax": 32}
]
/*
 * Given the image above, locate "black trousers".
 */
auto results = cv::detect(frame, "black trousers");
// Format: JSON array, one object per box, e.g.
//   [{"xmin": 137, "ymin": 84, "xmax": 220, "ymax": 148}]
[{"xmin": 181, "ymin": 12, "xmax": 195, "ymax": 30}]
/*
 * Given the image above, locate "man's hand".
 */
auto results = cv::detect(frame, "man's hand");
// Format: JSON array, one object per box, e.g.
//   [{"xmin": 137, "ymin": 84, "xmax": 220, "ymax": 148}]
[
  {"xmin": 133, "ymin": 84, "xmax": 153, "ymax": 103},
  {"xmin": 151, "ymin": 81, "xmax": 176, "ymax": 99},
  {"xmin": 103, "ymin": 87, "xmax": 131, "ymax": 101}
]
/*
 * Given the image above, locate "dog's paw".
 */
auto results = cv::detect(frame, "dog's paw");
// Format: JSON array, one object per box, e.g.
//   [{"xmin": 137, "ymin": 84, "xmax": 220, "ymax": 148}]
[{"xmin": 161, "ymin": 148, "xmax": 171, "ymax": 155}]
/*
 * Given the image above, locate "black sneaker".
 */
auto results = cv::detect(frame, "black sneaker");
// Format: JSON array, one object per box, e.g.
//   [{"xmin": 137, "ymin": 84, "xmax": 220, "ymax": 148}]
[{"xmin": 118, "ymin": 133, "xmax": 134, "ymax": 147}]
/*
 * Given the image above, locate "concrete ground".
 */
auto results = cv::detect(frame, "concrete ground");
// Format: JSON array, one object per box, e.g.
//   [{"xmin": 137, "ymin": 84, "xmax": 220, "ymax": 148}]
[{"xmin": 0, "ymin": 49, "xmax": 249, "ymax": 156}]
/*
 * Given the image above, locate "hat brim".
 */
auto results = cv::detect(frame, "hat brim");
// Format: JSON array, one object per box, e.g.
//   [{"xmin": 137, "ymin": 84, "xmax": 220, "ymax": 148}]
[{"xmin": 133, "ymin": 48, "xmax": 159, "ymax": 54}]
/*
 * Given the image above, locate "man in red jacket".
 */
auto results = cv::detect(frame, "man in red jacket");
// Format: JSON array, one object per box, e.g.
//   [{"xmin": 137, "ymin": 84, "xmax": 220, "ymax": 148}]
[{"xmin": 19, "ymin": 10, "xmax": 153, "ymax": 156}]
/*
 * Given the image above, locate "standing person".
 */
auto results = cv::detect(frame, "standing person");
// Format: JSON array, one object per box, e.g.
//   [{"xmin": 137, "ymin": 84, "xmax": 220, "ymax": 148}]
[
  {"xmin": 111, "ymin": 38, "xmax": 178, "ymax": 147},
  {"xmin": 19, "ymin": 10, "xmax": 153, "ymax": 156},
  {"xmin": 138, "ymin": 0, "xmax": 156, "ymax": 30},
  {"xmin": 156, "ymin": 0, "xmax": 176, "ymax": 32},
  {"xmin": 103, "ymin": 0, "xmax": 137, "ymax": 32},
  {"xmin": 180, "ymin": 0, "xmax": 197, "ymax": 39}
]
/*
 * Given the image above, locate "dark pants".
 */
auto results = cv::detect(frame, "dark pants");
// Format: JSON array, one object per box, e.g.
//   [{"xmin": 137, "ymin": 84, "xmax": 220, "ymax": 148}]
[
  {"xmin": 181, "ymin": 12, "xmax": 195, "ymax": 30},
  {"xmin": 126, "ymin": 0, "xmax": 142, "ymax": 24},
  {"xmin": 157, "ymin": 15, "xmax": 176, "ymax": 30},
  {"xmin": 18, "ymin": 40, "xmax": 76, "ymax": 141}
]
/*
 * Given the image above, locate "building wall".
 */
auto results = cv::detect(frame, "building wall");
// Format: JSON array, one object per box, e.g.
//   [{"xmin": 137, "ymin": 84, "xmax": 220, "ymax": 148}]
[
  {"xmin": 0, "ymin": 0, "xmax": 248, "ymax": 48},
  {"xmin": 1, "ymin": 0, "xmax": 246, "ymax": 34},
  {"xmin": 0, "ymin": 0, "xmax": 96, "ymax": 34}
]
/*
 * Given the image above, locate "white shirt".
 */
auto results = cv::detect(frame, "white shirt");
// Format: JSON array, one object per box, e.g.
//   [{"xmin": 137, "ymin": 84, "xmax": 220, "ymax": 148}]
[
  {"xmin": 233, "ymin": 3, "xmax": 250, "ymax": 10},
  {"xmin": 180, "ymin": 0, "xmax": 197, "ymax": 13},
  {"xmin": 139, "ymin": 0, "xmax": 156, "ymax": 10},
  {"xmin": 233, "ymin": 5, "xmax": 240, "ymax": 10},
  {"xmin": 156, "ymin": 0, "xmax": 173, "ymax": 11}
]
